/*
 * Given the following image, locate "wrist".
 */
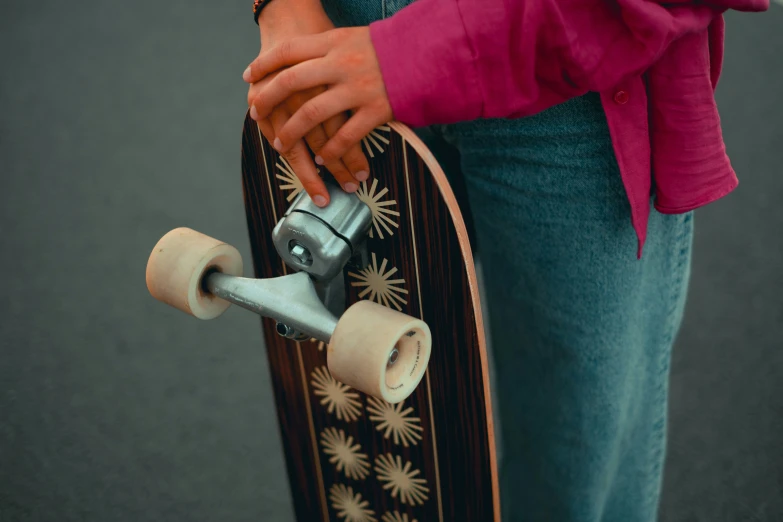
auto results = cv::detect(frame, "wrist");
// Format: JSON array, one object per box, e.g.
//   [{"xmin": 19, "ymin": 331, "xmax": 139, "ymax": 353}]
[
  {"xmin": 258, "ymin": 0, "xmax": 324, "ymax": 29},
  {"xmin": 257, "ymin": 0, "xmax": 333, "ymax": 47}
]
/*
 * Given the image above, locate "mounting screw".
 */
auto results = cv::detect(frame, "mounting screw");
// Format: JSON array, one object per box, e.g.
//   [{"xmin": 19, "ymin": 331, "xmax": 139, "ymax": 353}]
[{"xmin": 289, "ymin": 240, "xmax": 313, "ymax": 266}]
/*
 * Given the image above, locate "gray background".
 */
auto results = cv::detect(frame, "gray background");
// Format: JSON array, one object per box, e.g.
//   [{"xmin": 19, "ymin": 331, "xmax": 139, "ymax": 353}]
[{"xmin": 0, "ymin": 2, "xmax": 781, "ymax": 521}]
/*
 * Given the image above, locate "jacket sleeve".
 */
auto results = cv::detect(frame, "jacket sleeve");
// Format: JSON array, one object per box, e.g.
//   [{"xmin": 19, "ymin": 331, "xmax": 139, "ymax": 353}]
[{"xmin": 368, "ymin": 0, "xmax": 719, "ymax": 126}]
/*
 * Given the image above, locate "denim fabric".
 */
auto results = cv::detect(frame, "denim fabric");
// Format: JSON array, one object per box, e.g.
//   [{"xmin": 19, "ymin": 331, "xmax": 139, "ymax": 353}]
[
  {"xmin": 322, "ymin": 2, "xmax": 694, "ymax": 521},
  {"xmin": 437, "ymin": 99, "xmax": 694, "ymax": 522}
]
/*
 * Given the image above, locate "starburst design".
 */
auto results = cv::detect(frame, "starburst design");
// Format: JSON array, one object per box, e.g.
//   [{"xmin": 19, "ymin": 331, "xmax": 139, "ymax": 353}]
[
  {"xmin": 320, "ymin": 427, "xmax": 371, "ymax": 480},
  {"xmin": 329, "ymin": 484, "xmax": 377, "ymax": 522},
  {"xmin": 348, "ymin": 253, "xmax": 408, "ymax": 311},
  {"xmin": 366, "ymin": 397, "xmax": 424, "ymax": 447},
  {"xmin": 356, "ymin": 179, "xmax": 399, "ymax": 239},
  {"xmin": 374, "ymin": 454, "xmax": 430, "ymax": 506},
  {"xmin": 309, "ymin": 338, "xmax": 326, "ymax": 351},
  {"xmin": 275, "ymin": 157, "xmax": 304, "ymax": 202},
  {"xmin": 381, "ymin": 512, "xmax": 418, "ymax": 522},
  {"xmin": 311, "ymin": 366, "xmax": 363, "ymax": 422},
  {"xmin": 362, "ymin": 125, "xmax": 391, "ymax": 158}
]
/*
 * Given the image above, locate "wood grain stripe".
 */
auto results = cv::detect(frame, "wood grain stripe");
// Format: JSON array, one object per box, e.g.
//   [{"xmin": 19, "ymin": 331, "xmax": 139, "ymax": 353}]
[
  {"xmin": 296, "ymin": 343, "xmax": 330, "ymax": 522},
  {"xmin": 402, "ymin": 138, "xmax": 444, "ymax": 522}
]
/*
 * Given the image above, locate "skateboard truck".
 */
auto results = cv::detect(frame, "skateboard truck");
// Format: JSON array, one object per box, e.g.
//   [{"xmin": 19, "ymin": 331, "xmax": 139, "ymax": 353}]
[
  {"xmin": 146, "ymin": 183, "xmax": 432, "ymax": 403},
  {"xmin": 265, "ymin": 180, "xmax": 373, "ymax": 340}
]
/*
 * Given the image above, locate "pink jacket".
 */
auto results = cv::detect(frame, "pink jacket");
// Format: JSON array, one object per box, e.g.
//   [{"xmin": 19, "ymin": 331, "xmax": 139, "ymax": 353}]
[{"xmin": 369, "ymin": 0, "xmax": 769, "ymax": 257}]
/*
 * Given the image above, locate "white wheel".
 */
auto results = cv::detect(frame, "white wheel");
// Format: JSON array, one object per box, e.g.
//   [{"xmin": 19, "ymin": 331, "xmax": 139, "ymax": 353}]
[
  {"xmin": 327, "ymin": 300, "xmax": 432, "ymax": 403},
  {"xmin": 145, "ymin": 227, "xmax": 243, "ymax": 319}
]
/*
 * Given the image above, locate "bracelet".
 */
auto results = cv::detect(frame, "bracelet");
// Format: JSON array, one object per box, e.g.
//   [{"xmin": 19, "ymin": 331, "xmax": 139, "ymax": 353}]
[{"xmin": 253, "ymin": 0, "xmax": 274, "ymax": 25}]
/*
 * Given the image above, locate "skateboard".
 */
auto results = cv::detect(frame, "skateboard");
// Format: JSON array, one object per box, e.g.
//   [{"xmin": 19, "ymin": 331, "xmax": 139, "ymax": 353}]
[{"xmin": 146, "ymin": 113, "xmax": 499, "ymax": 522}]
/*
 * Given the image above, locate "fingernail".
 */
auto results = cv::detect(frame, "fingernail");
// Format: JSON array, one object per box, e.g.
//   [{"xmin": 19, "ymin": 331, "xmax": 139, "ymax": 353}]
[
  {"xmin": 355, "ymin": 170, "xmax": 369, "ymax": 182},
  {"xmin": 314, "ymin": 155, "xmax": 324, "ymax": 165},
  {"xmin": 243, "ymin": 66, "xmax": 251, "ymax": 82},
  {"xmin": 313, "ymin": 195, "xmax": 328, "ymax": 207},
  {"xmin": 249, "ymin": 106, "xmax": 258, "ymax": 120},
  {"xmin": 273, "ymin": 138, "xmax": 282, "ymax": 151},
  {"xmin": 344, "ymin": 182, "xmax": 358, "ymax": 193}
]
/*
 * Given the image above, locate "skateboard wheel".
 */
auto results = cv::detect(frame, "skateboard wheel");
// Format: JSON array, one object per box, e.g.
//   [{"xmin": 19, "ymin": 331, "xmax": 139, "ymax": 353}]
[
  {"xmin": 328, "ymin": 300, "xmax": 431, "ymax": 404},
  {"xmin": 146, "ymin": 227, "xmax": 243, "ymax": 319}
]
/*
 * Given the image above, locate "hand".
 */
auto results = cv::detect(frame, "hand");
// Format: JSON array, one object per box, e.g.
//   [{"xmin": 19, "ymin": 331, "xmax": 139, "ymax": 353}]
[
  {"xmin": 247, "ymin": 4, "xmax": 370, "ymax": 207},
  {"xmin": 244, "ymin": 27, "xmax": 393, "ymax": 173}
]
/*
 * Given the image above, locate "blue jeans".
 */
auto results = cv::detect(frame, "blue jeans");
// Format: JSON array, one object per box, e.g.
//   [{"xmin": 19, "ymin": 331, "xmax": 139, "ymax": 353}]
[{"xmin": 323, "ymin": 3, "xmax": 695, "ymax": 521}]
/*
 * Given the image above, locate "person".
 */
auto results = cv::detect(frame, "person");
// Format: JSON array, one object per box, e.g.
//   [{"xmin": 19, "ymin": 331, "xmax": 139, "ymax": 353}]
[{"xmin": 242, "ymin": 0, "xmax": 769, "ymax": 520}]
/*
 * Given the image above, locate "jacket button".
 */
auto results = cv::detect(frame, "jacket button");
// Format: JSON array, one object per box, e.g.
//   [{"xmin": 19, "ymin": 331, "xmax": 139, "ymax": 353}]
[{"xmin": 614, "ymin": 90, "xmax": 629, "ymax": 105}]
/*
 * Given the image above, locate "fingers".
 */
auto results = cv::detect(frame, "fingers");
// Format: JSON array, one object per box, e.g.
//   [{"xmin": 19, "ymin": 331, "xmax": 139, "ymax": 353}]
[
  {"xmin": 249, "ymin": 60, "xmax": 335, "ymax": 122},
  {"xmin": 244, "ymin": 40, "xmax": 374, "ymax": 199},
  {"xmin": 286, "ymin": 90, "xmax": 360, "ymax": 193},
  {"xmin": 255, "ymin": 116, "xmax": 276, "ymax": 147},
  {"xmin": 304, "ymin": 136, "xmax": 359, "ymax": 194},
  {"xmin": 315, "ymin": 109, "xmax": 384, "ymax": 167},
  {"xmin": 322, "ymin": 114, "xmax": 370, "ymax": 182},
  {"xmin": 303, "ymin": 122, "xmax": 359, "ymax": 193},
  {"xmin": 243, "ymin": 34, "xmax": 330, "ymax": 84},
  {"xmin": 267, "ymin": 106, "xmax": 329, "ymax": 207},
  {"xmin": 275, "ymin": 87, "xmax": 354, "ymax": 153}
]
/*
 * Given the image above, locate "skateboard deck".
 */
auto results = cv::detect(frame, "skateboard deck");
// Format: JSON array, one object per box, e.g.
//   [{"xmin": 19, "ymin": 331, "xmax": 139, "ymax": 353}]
[{"xmin": 240, "ymin": 114, "xmax": 499, "ymax": 522}]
